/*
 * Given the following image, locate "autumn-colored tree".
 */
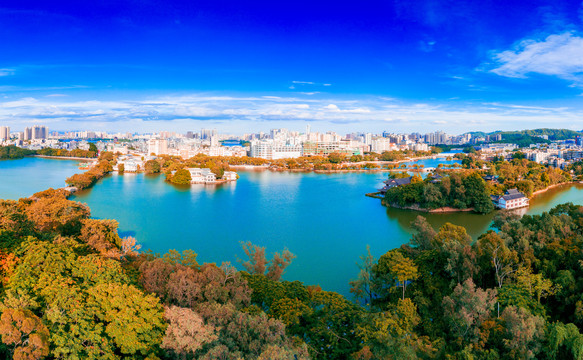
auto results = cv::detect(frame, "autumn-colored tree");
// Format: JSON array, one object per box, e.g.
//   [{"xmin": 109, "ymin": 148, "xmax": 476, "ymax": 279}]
[
  {"xmin": 239, "ymin": 241, "xmax": 296, "ymax": 281},
  {"xmin": 327, "ymin": 152, "xmax": 345, "ymax": 164},
  {"xmin": 120, "ymin": 236, "xmax": 141, "ymax": 258},
  {"xmin": 162, "ymin": 306, "xmax": 218, "ymax": 359},
  {"xmin": 240, "ymin": 241, "xmax": 267, "ymax": 275},
  {"xmin": 78, "ymin": 218, "xmax": 122, "ymax": 256},
  {"xmin": 65, "ymin": 173, "xmax": 95, "ymax": 189},
  {"xmin": 267, "ymin": 249, "xmax": 296, "ymax": 281},
  {"xmin": 194, "ymin": 302, "xmax": 307, "ymax": 359},
  {"xmin": 501, "ymin": 306, "xmax": 545, "ymax": 359},
  {"xmin": 0, "ymin": 252, "xmax": 18, "ymax": 285},
  {"xmin": 0, "ymin": 308, "xmax": 49, "ymax": 360},
  {"xmin": 25, "ymin": 195, "xmax": 90, "ymax": 234},
  {"xmin": 139, "ymin": 257, "xmax": 175, "ymax": 298}
]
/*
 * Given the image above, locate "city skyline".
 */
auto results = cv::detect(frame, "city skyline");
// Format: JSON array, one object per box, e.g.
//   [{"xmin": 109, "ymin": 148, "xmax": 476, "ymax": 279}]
[{"xmin": 0, "ymin": 1, "xmax": 582, "ymax": 133}]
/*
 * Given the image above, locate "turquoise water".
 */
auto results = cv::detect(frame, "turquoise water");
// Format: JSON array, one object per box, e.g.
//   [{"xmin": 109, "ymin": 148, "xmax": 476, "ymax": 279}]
[
  {"xmin": 2, "ymin": 157, "xmax": 582, "ymax": 296},
  {"xmin": 0, "ymin": 157, "xmax": 80, "ymax": 200},
  {"xmin": 71, "ymin": 171, "xmax": 583, "ymax": 296},
  {"xmin": 72, "ymin": 171, "xmax": 402, "ymax": 295}
]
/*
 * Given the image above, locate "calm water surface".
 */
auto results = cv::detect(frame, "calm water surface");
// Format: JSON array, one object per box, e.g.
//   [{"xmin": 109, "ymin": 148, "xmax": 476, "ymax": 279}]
[
  {"xmin": 2, "ymin": 157, "xmax": 582, "ymax": 296},
  {"xmin": 0, "ymin": 157, "xmax": 80, "ymax": 199},
  {"xmin": 71, "ymin": 171, "xmax": 583, "ymax": 296}
]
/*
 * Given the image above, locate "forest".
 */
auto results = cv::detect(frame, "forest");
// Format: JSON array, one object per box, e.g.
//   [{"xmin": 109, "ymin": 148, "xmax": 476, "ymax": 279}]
[
  {"xmin": 0, "ymin": 146, "xmax": 37, "ymax": 160},
  {"xmin": 384, "ymin": 157, "xmax": 571, "ymax": 214},
  {"xmin": 2, "ymin": 184, "xmax": 583, "ymax": 359}
]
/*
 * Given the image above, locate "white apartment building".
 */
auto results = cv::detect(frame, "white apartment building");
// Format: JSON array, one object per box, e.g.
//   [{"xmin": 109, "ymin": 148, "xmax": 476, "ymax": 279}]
[
  {"xmin": 148, "ymin": 139, "xmax": 168, "ymax": 155},
  {"xmin": 371, "ymin": 138, "xmax": 398, "ymax": 153},
  {"xmin": 409, "ymin": 143, "xmax": 429, "ymax": 151},
  {"xmin": 249, "ymin": 141, "xmax": 303, "ymax": 160}
]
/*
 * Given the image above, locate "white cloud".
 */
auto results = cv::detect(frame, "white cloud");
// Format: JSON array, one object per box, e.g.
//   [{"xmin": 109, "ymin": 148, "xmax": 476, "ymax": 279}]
[
  {"xmin": 0, "ymin": 69, "xmax": 14, "ymax": 76},
  {"xmin": 292, "ymin": 81, "xmax": 315, "ymax": 85},
  {"xmin": 1, "ymin": 92, "xmax": 582, "ymax": 134},
  {"xmin": 489, "ymin": 32, "xmax": 583, "ymax": 83}
]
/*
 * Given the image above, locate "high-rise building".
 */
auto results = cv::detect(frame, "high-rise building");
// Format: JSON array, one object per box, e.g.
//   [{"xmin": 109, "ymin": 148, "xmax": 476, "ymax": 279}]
[
  {"xmin": 0, "ymin": 126, "xmax": 9, "ymax": 141},
  {"xmin": 148, "ymin": 139, "xmax": 168, "ymax": 155},
  {"xmin": 23, "ymin": 127, "xmax": 32, "ymax": 140},
  {"xmin": 24, "ymin": 125, "xmax": 48, "ymax": 140},
  {"xmin": 424, "ymin": 131, "xmax": 448, "ymax": 145},
  {"xmin": 201, "ymin": 128, "xmax": 217, "ymax": 140}
]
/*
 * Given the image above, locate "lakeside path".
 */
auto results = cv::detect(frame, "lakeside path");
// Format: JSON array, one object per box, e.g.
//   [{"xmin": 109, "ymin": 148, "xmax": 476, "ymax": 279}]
[
  {"xmin": 34, "ymin": 155, "xmax": 96, "ymax": 161},
  {"xmin": 230, "ymin": 154, "xmax": 458, "ymax": 172}
]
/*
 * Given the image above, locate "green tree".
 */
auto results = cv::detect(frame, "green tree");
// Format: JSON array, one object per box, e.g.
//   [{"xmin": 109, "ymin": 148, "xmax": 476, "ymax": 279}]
[
  {"xmin": 170, "ymin": 169, "xmax": 191, "ymax": 185},
  {"xmin": 144, "ymin": 160, "xmax": 161, "ymax": 174},
  {"xmin": 88, "ymin": 143, "xmax": 98, "ymax": 155},
  {"xmin": 349, "ymin": 246, "xmax": 376, "ymax": 307},
  {"xmin": 442, "ymin": 279, "xmax": 497, "ymax": 343}
]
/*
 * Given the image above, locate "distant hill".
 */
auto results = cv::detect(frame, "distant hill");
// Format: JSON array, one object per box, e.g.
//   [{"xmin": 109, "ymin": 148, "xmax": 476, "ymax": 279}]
[
  {"xmin": 463, "ymin": 128, "xmax": 581, "ymax": 141},
  {"xmin": 493, "ymin": 128, "xmax": 581, "ymax": 141},
  {"xmin": 460, "ymin": 128, "xmax": 581, "ymax": 148}
]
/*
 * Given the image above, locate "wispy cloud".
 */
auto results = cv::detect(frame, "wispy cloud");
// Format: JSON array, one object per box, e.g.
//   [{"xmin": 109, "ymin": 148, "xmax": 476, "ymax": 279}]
[
  {"xmin": 0, "ymin": 92, "xmax": 582, "ymax": 134},
  {"xmin": 0, "ymin": 69, "xmax": 15, "ymax": 76},
  {"xmin": 488, "ymin": 32, "xmax": 583, "ymax": 85},
  {"xmin": 290, "ymin": 81, "xmax": 332, "ymax": 89}
]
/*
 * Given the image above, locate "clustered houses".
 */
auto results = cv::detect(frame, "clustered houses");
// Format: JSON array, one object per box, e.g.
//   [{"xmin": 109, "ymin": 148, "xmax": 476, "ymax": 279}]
[
  {"xmin": 491, "ymin": 189, "xmax": 529, "ymax": 210},
  {"xmin": 115, "ymin": 155, "xmax": 157, "ymax": 172},
  {"xmin": 187, "ymin": 168, "xmax": 238, "ymax": 184}
]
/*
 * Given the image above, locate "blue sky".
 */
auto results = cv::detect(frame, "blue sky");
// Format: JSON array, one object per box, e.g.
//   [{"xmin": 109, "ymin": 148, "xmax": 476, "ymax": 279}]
[{"xmin": 1, "ymin": 0, "xmax": 583, "ymax": 134}]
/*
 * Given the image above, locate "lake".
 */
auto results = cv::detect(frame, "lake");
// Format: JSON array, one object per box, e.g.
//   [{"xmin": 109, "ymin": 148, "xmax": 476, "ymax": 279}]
[
  {"xmin": 70, "ymin": 171, "xmax": 583, "ymax": 296},
  {"xmin": 0, "ymin": 157, "xmax": 80, "ymax": 199},
  {"xmin": 2, "ymin": 157, "xmax": 582, "ymax": 296}
]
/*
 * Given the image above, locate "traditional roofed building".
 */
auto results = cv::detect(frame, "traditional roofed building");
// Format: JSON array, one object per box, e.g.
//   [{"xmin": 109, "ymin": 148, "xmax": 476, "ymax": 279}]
[
  {"xmin": 492, "ymin": 188, "xmax": 529, "ymax": 210},
  {"xmin": 379, "ymin": 176, "xmax": 412, "ymax": 194}
]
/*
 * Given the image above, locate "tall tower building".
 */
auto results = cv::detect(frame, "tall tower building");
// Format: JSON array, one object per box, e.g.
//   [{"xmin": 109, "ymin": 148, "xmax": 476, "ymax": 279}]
[
  {"xmin": 24, "ymin": 127, "xmax": 32, "ymax": 141},
  {"xmin": 0, "ymin": 126, "xmax": 9, "ymax": 141},
  {"xmin": 148, "ymin": 139, "xmax": 168, "ymax": 155},
  {"xmin": 201, "ymin": 128, "xmax": 217, "ymax": 140}
]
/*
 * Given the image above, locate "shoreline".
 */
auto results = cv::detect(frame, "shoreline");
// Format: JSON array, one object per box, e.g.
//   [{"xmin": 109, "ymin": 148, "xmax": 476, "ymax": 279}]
[
  {"xmin": 34, "ymin": 155, "xmax": 96, "ymax": 161},
  {"xmin": 384, "ymin": 202, "xmax": 476, "ymax": 213},
  {"xmin": 531, "ymin": 182, "xmax": 574, "ymax": 198}
]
